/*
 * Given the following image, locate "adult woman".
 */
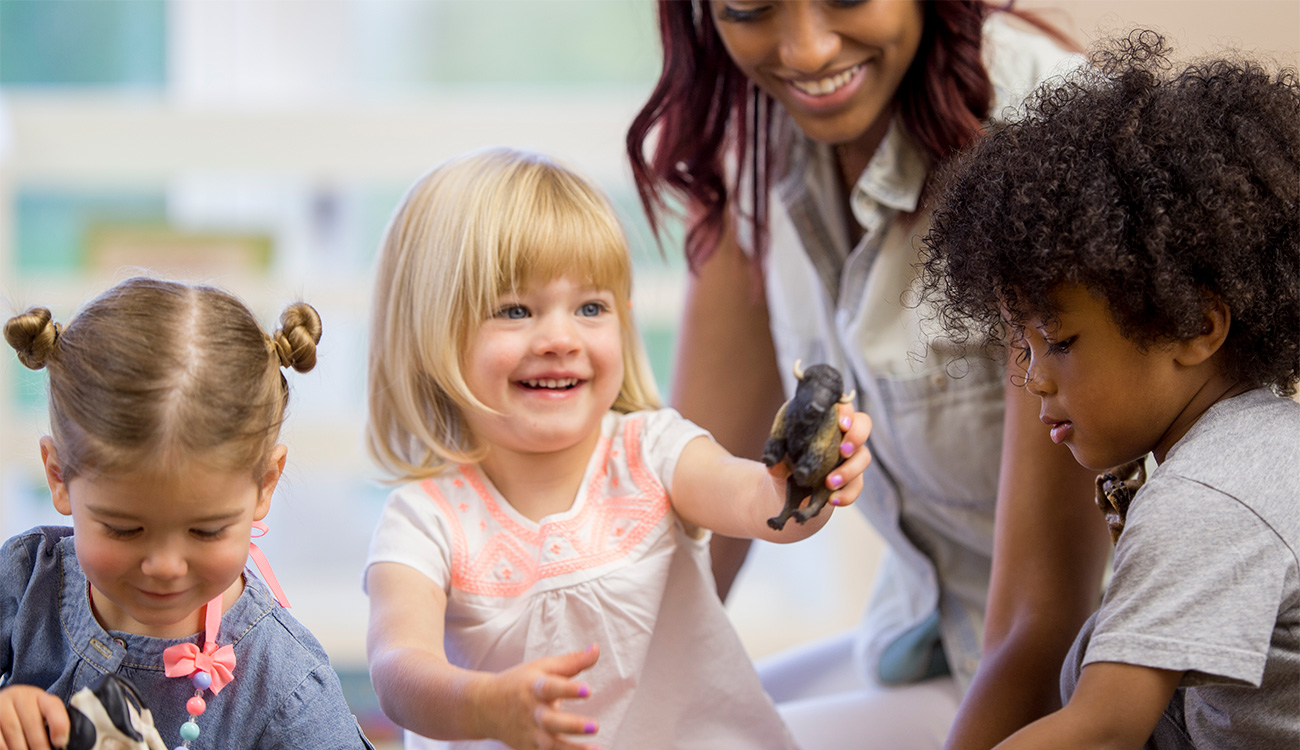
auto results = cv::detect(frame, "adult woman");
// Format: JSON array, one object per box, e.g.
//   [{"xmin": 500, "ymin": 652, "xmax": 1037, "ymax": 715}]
[{"xmin": 626, "ymin": 2, "xmax": 1111, "ymax": 748}]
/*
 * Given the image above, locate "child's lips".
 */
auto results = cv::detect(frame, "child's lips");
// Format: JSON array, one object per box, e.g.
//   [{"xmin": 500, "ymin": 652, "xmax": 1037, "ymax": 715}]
[{"xmin": 1046, "ymin": 420, "xmax": 1073, "ymax": 444}]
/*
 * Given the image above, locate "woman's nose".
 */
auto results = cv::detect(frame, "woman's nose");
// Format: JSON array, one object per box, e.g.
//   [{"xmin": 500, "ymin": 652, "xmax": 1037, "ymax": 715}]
[{"xmin": 779, "ymin": 5, "xmax": 841, "ymax": 75}]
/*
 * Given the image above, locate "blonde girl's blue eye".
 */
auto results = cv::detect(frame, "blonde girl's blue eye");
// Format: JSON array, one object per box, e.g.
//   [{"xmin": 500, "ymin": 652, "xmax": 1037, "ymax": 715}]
[
  {"xmin": 578, "ymin": 301, "xmax": 608, "ymax": 317},
  {"xmin": 495, "ymin": 304, "xmax": 529, "ymax": 320}
]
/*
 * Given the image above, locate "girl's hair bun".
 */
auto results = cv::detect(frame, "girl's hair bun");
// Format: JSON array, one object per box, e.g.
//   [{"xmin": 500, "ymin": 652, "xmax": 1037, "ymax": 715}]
[
  {"xmin": 271, "ymin": 302, "xmax": 323, "ymax": 373},
  {"xmin": 4, "ymin": 307, "xmax": 61, "ymax": 371}
]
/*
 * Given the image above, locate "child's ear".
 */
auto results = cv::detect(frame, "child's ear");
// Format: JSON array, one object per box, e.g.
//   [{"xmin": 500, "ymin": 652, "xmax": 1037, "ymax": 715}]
[
  {"xmin": 1175, "ymin": 297, "xmax": 1231, "ymax": 367},
  {"xmin": 40, "ymin": 437, "xmax": 72, "ymax": 516},
  {"xmin": 255, "ymin": 444, "xmax": 288, "ymax": 522}
]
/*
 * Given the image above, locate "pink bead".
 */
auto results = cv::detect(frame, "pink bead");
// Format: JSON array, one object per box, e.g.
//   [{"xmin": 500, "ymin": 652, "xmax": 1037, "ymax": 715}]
[{"xmin": 186, "ymin": 696, "xmax": 207, "ymax": 716}]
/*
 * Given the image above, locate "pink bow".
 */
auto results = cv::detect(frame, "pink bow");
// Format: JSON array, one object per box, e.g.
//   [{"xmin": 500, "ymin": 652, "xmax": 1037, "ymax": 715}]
[{"xmin": 163, "ymin": 642, "xmax": 237, "ymax": 694}]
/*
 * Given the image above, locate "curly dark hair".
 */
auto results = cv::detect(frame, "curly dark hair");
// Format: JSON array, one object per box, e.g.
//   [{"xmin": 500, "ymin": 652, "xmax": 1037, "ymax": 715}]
[{"xmin": 920, "ymin": 30, "xmax": 1300, "ymax": 396}]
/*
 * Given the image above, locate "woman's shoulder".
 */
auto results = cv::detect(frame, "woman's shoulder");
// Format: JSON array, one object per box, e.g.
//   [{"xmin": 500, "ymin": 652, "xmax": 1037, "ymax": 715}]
[{"xmin": 982, "ymin": 12, "xmax": 1087, "ymax": 117}]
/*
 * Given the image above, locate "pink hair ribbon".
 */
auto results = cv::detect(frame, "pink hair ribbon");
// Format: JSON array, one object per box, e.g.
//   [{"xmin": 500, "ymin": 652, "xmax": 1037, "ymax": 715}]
[{"xmin": 249, "ymin": 521, "xmax": 290, "ymax": 608}]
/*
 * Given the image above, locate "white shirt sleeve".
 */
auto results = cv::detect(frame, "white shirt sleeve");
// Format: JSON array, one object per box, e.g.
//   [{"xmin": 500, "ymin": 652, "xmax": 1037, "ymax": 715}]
[{"xmin": 362, "ymin": 480, "xmax": 456, "ymax": 593}]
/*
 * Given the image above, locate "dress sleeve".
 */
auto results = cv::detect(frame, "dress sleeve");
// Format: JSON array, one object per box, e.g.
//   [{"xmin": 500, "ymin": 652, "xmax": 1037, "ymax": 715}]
[
  {"xmin": 0, "ymin": 531, "xmax": 41, "ymax": 680},
  {"xmin": 256, "ymin": 665, "xmax": 377, "ymax": 749},
  {"xmin": 635, "ymin": 408, "xmax": 711, "ymax": 491},
  {"xmin": 363, "ymin": 482, "xmax": 455, "ymax": 593},
  {"xmin": 1082, "ymin": 475, "xmax": 1289, "ymax": 688}
]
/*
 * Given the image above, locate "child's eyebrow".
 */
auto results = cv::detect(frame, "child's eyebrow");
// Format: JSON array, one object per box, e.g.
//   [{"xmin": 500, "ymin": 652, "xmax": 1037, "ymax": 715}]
[{"xmin": 85, "ymin": 505, "xmax": 244, "ymax": 525}]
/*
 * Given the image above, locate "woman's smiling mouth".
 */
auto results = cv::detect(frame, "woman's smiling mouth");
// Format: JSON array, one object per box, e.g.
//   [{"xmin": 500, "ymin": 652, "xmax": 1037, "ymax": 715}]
[{"xmin": 786, "ymin": 63, "xmax": 866, "ymax": 97}]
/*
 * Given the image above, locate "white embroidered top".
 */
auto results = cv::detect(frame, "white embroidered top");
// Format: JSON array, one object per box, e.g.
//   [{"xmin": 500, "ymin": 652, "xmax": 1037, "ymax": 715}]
[{"xmin": 365, "ymin": 409, "xmax": 798, "ymax": 750}]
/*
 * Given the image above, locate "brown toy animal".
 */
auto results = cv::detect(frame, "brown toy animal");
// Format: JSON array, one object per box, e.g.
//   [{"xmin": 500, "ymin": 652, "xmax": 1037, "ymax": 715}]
[
  {"xmin": 761, "ymin": 360, "xmax": 855, "ymax": 530},
  {"xmin": 1095, "ymin": 458, "xmax": 1147, "ymax": 545}
]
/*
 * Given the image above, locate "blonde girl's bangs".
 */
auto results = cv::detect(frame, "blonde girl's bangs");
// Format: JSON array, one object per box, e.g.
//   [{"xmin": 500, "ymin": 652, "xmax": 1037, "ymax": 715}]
[{"xmin": 491, "ymin": 162, "xmax": 632, "ymax": 307}]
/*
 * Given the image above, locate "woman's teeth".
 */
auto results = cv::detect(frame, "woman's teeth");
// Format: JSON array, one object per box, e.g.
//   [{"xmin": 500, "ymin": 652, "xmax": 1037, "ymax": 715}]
[
  {"xmin": 790, "ymin": 64, "xmax": 863, "ymax": 96},
  {"xmin": 523, "ymin": 378, "xmax": 579, "ymax": 389}
]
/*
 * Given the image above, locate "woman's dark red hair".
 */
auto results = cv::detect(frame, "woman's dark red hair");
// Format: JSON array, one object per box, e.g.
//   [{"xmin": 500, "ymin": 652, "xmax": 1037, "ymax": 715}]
[{"xmin": 627, "ymin": 1, "xmax": 1062, "ymax": 272}]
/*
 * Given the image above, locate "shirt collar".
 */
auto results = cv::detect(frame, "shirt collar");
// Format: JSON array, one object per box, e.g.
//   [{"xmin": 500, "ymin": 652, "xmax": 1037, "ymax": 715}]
[{"xmin": 58, "ymin": 535, "xmax": 274, "ymax": 673}]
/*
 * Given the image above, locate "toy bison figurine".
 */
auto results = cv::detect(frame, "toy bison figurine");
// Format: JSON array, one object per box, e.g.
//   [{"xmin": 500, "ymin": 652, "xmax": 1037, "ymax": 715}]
[
  {"xmin": 762, "ymin": 360, "xmax": 855, "ymax": 530},
  {"xmin": 1096, "ymin": 458, "xmax": 1147, "ymax": 545}
]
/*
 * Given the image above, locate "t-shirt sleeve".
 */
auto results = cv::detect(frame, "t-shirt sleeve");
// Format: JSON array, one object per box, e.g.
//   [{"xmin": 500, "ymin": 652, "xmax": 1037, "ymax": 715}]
[
  {"xmin": 1083, "ymin": 475, "xmax": 1289, "ymax": 688},
  {"xmin": 635, "ymin": 408, "xmax": 712, "ymax": 491},
  {"xmin": 362, "ymin": 482, "xmax": 455, "ymax": 594}
]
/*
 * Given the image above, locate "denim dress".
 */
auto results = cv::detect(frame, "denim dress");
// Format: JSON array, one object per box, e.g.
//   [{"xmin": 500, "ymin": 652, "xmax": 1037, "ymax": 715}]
[
  {"xmin": 0, "ymin": 527, "xmax": 375, "ymax": 749},
  {"xmin": 737, "ymin": 15, "xmax": 1086, "ymax": 691}
]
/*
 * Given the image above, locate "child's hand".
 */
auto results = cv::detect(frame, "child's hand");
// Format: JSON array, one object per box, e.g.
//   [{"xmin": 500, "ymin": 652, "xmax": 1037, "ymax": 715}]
[
  {"xmin": 480, "ymin": 644, "xmax": 602, "ymax": 750},
  {"xmin": 0, "ymin": 685, "xmax": 70, "ymax": 750},
  {"xmin": 823, "ymin": 405, "xmax": 872, "ymax": 509}
]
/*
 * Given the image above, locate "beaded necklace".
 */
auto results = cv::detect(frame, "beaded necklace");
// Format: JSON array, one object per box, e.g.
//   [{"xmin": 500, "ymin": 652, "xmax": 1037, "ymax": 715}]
[{"xmin": 160, "ymin": 521, "xmax": 290, "ymax": 749}]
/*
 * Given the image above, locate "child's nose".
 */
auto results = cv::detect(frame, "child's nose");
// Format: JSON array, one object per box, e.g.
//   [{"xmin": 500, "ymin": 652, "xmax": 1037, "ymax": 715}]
[
  {"xmin": 1023, "ymin": 362, "xmax": 1053, "ymax": 397},
  {"xmin": 141, "ymin": 546, "xmax": 187, "ymax": 579},
  {"xmin": 779, "ymin": 6, "xmax": 841, "ymax": 75},
  {"xmin": 533, "ymin": 314, "xmax": 580, "ymax": 355}
]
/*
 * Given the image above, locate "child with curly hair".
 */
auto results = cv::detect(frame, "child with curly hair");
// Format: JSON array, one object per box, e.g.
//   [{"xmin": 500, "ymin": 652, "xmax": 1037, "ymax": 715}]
[{"xmin": 921, "ymin": 31, "xmax": 1299, "ymax": 748}]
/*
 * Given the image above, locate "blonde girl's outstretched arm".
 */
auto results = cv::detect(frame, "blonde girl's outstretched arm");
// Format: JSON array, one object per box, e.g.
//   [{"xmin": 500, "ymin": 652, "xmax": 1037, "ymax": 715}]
[
  {"xmin": 670, "ymin": 404, "xmax": 872, "ymax": 544},
  {"xmin": 366, "ymin": 563, "xmax": 600, "ymax": 750}
]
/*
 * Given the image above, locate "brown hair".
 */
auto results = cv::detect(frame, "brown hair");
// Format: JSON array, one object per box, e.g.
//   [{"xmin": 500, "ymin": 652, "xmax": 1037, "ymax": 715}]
[{"xmin": 3, "ymin": 277, "xmax": 321, "ymax": 479}]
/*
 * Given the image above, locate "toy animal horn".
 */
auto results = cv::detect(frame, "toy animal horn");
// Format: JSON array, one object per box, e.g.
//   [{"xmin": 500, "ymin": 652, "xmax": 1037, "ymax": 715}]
[
  {"xmin": 792, "ymin": 359, "xmax": 805, "ymax": 381},
  {"xmin": 838, "ymin": 390, "xmax": 855, "ymax": 404}
]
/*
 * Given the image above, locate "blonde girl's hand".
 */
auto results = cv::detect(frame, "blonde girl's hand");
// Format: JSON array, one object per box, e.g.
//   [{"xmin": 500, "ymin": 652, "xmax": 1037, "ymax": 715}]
[
  {"xmin": 481, "ymin": 644, "xmax": 602, "ymax": 750},
  {"xmin": 824, "ymin": 405, "xmax": 873, "ymax": 509},
  {"xmin": 0, "ymin": 685, "xmax": 70, "ymax": 750}
]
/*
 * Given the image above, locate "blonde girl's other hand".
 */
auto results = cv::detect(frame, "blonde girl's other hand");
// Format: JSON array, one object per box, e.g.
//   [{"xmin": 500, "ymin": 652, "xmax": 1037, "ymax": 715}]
[
  {"xmin": 481, "ymin": 644, "xmax": 603, "ymax": 750},
  {"xmin": 824, "ymin": 405, "xmax": 873, "ymax": 510},
  {"xmin": 0, "ymin": 685, "xmax": 70, "ymax": 750}
]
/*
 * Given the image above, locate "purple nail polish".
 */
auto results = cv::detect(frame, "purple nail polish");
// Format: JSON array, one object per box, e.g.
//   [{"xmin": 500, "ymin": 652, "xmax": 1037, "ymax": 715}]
[
  {"xmin": 585, "ymin": 722, "xmax": 597, "ymax": 734},
  {"xmin": 828, "ymin": 474, "xmax": 844, "ymax": 489},
  {"xmin": 578, "ymin": 685, "xmax": 590, "ymax": 698},
  {"xmin": 840, "ymin": 416, "xmax": 852, "ymax": 430},
  {"xmin": 841, "ymin": 441, "xmax": 853, "ymax": 455},
  {"xmin": 831, "ymin": 497, "xmax": 841, "ymax": 506}
]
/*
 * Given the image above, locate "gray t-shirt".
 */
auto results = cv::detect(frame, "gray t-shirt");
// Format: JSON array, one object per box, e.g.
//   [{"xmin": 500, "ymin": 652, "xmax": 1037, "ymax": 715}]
[{"xmin": 1063, "ymin": 389, "xmax": 1300, "ymax": 747}]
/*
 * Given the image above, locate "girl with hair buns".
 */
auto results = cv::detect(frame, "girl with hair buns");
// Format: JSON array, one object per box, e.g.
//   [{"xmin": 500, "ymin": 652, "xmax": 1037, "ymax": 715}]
[{"xmin": 0, "ymin": 277, "xmax": 374, "ymax": 750}]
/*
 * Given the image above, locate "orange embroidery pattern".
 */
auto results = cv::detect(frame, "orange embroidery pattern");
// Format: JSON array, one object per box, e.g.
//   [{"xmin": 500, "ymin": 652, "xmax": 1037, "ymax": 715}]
[{"xmin": 423, "ymin": 417, "xmax": 670, "ymax": 597}]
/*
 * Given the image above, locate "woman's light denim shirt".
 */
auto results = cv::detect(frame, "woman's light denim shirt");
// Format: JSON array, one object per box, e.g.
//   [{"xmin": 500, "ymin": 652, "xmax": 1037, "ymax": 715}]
[
  {"xmin": 0, "ymin": 527, "xmax": 375, "ymax": 749},
  {"xmin": 738, "ymin": 16, "xmax": 1084, "ymax": 690}
]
